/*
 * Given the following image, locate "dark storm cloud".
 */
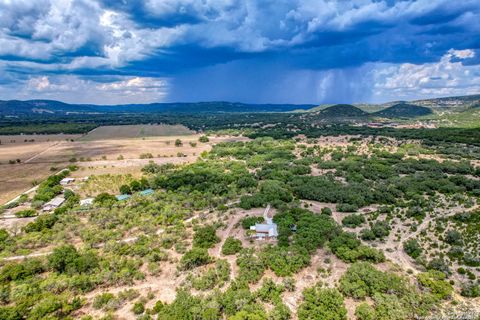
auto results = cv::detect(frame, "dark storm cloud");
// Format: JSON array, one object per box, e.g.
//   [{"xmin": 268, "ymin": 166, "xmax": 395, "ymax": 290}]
[{"xmin": 0, "ymin": 0, "xmax": 479, "ymax": 103}]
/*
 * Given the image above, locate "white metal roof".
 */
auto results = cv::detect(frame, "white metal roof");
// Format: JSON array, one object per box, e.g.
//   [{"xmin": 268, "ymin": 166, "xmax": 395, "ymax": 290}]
[{"xmin": 45, "ymin": 196, "xmax": 65, "ymax": 207}]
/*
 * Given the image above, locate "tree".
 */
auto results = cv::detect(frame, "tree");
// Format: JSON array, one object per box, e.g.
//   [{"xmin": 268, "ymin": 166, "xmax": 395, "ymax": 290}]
[
  {"xmin": 130, "ymin": 180, "xmax": 142, "ymax": 192},
  {"xmin": 403, "ymin": 239, "xmax": 422, "ymax": 259},
  {"xmin": 339, "ymin": 262, "xmax": 403, "ymax": 299},
  {"xmin": 193, "ymin": 225, "xmax": 220, "ymax": 249},
  {"xmin": 321, "ymin": 207, "xmax": 332, "ymax": 216},
  {"xmin": 241, "ymin": 216, "xmax": 264, "ymax": 229},
  {"xmin": 94, "ymin": 193, "xmax": 117, "ymax": 206},
  {"xmin": 342, "ymin": 214, "xmax": 365, "ymax": 228},
  {"xmin": 355, "ymin": 303, "xmax": 376, "ymax": 320},
  {"xmin": 119, "ymin": 184, "xmax": 132, "ymax": 195},
  {"xmin": 444, "ymin": 230, "xmax": 462, "ymax": 245},
  {"xmin": 48, "ymin": 245, "xmax": 98, "ymax": 274},
  {"xmin": 222, "ymin": 237, "xmax": 242, "ymax": 255},
  {"xmin": 180, "ymin": 248, "xmax": 212, "ymax": 270},
  {"xmin": 371, "ymin": 221, "xmax": 390, "ymax": 239},
  {"xmin": 298, "ymin": 286, "xmax": 347, "ymax": 320}
]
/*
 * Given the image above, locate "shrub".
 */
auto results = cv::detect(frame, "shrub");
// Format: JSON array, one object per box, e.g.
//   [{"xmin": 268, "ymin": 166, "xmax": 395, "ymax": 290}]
[
  {"xmin": 237, "ymin": 249, "xmax": 266, "ymax": 284},
  {"xmin": 132, "ymin": 302, "xmax": 145, "ymax": 315},
  {"xmin": 241, "ymin": 216, "xmax": 264, "ymax": 229},
  {"xmin": 336, "ymin": 203, "xmax": 358, "ymax": 212},
  {"xmin": 94, "ymin": 193, "xmax": 117, "ymax": 206},
  {"xmin": 180, "ymin": 248, "xmax": 212, "ymax": 270},
  {"xmin": 24, "ymin": 214, "xmax": 58, "ymax": 233},
  {"xmin": 193, "ymin": 225, "xmax": 220, "ymax": 249},
  {"xmin": 14, "ymin": 209, "xmax": 37, "ymax": 218},
  {"xmin": 371, "ymin": 221, "xmax": 390, "ymax": 239},
  {"xmin": 460, "ymin": 283, "xmax": 480, "ymax": 297},
  {"xmin": 119, "ymin": 185, "xmax": 132, "ymax": 195},
  {"xmin": 139, "ymin": 153, "xmax": 154, "ymax": 159},
  {"xmin": 444, "ymin": 230, "xmax": 462, "ymax": 245},
  {"xmin": 0, "ymin": 259, "xmax": 44, "ymax": 282},
  {"xmin": 427, "ymin": 258, "xmax": 450, "ymax": 275},
  {"xmin": 342, "ymin": 214, "xmax": 365, "ymax": 228},
  {"xmin": 403, "ymin": 239, "xmax": 422, "ymax": 259},
  {"xmin": 355, "ymin": 303, "xmax": 376, "ymax": 320},
  {"xmin": 321, "ymin": 207, "xmax": 332, "ymax": 216},
  {"xmin": 48, "ymin": 245, "xmax": 98, "ymax": 274},
  {"xmin": 417, "ymin": 271, "xmax": 453, "ymax": 300},
  {"xmin": 175, "ymin": 139, "xmax": 183, "ymax": 147},
  {"xmin": 221, "ymin": 237, "xmax": 242, "ymax": 255},
  {"xmin": 339, "ymin": 262, "xmax": 404, "ymax": 299},
  {"xmin": 360, "ymin": 229, "xmax": 376, "ymax": 241},
  {"xmin": 191, "ymin": 259, "xmax": 230, "ymax": 290},
  {"xmin": 199, "ymin": 136, "xmax": 209, "ymax": 143},
  {"xmin": 93, "ymin": 293, "xmax": 115, "ymax": 310},
  {"xmin": 298, "ymin": 286, "xmax": 347, "ymax": 320}
]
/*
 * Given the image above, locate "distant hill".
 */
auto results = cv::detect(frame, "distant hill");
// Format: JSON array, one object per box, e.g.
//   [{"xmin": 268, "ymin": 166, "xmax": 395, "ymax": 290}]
[
  {"xmin": 0, "ymin": 100, "xmax": 316, "ymax": 115},
  {"xmin": 0, "ymin": 100, "xmax": 94, "ymax": 115},
  {"xmin": 373, "ymin": 103, "xmax": 432, "ymax": 118},
  {"xmin": 316, "ymin": 104, "xmax": 368, "ymax": 118}
]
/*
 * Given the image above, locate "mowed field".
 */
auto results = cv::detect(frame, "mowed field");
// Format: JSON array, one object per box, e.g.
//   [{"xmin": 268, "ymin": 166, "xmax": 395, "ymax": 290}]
[
  {"xmin": 79, "ymin": 124, "xmax": 194, "ymax": 141},
  {"xmin": 0, "ymin": 125, "xmax": 248, "ymax": 204}
]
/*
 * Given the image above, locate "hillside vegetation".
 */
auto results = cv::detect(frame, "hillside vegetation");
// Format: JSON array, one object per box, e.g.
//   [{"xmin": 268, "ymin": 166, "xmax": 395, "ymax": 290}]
[{"xmin": 373, "ymin": 103, "xmax": 432, "ymax": 118}]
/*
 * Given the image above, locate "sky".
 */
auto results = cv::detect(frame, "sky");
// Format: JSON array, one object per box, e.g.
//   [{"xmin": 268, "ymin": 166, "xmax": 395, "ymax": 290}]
[{"xmin": 0, "ymin": 0, "xmax": 479, "ymax": 105}]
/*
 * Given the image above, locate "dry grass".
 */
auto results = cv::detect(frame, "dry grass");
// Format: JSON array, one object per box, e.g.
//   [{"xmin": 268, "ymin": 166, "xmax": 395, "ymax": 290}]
[{"xmin": 0, "ymin": 129, "xmax": 248, "ymax": 205}]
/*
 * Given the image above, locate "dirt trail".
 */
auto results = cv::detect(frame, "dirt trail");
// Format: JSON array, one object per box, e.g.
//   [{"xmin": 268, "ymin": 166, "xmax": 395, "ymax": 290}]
[
  {"xmin": 1, "ymin": 201, "xmax": 240, "ymax": 262},
  {"xmin": 24, "ymin": 142, "xmax": 61, "ymax": 163},
  {"xmin": 375, "ymin": 214, "xmax": 432, "ymax": 275}
]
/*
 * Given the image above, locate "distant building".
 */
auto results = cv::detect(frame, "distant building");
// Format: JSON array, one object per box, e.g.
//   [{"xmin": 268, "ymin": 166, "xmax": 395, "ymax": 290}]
[
  {"xmin": 116, "ymin": 194, "xmax": 131, "ymax": 201},
  {"xmin": 43, "ymin": 196, "xmax": 65, "ymax": 211},
  {"xmin": 80, "ymin": 198, "xmax": 94, "ymax": 206},
  {"xmin": 250, "ymin": 223, "xmax": 278, "ymax": 240},
  {"xmin": 60, "ymin": 178, "xmax": 75, "ymax": 185},
  {"xmin": 139, "ymin": 189, "xmax": 154, "ymax": 196},
  {"xmin": 250, "ymin": 205, "xmax": 278, "ymax": 240}
]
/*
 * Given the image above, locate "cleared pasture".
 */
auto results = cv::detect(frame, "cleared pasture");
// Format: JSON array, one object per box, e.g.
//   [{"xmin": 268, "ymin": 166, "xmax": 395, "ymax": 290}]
[
  {"xmin": 79, "ymin": 124, "xmax": 194, "ymax": 141},
  {"xmin": 0, "ymin": 130, "xmax": 248, "ymax": 204}
]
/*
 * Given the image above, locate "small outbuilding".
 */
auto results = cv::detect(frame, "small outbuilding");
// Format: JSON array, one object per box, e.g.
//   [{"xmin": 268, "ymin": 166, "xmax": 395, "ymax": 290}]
[
  {"xmin": 80, "ymin": 198, "xmax": 94, "ymax": 206},
  {"xmin": 116, "ymin": 194, "xmax": 131, "ymax": 201},
  {"xmin": 60, "ymin": 178, "xmax": 75, "ymax": 186},
  {"xmin": 43, "ymin": 196, "xmax": 65, "ymax": 211},
  {"xmin": 139, "ymin": 189, "xmax": 154, "ymax": 196}
]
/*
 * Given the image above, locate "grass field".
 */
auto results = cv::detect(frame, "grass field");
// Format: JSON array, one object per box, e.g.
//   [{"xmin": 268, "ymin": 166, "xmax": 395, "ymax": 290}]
[
  {"xmin": 0, "ymin": 128, "xmax": 248, "ymax": 204},
  {"xmin": 79, "ymin": 124, "xmax": 194, "ymax": 141}
]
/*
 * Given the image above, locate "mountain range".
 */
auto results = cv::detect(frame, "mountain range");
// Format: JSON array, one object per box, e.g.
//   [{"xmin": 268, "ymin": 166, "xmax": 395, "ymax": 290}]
[
  {"xmin": 0, "ymin": 100, "xmax": 316, "ymax": 115},
  {"xmin": 1, "ymin": 94, "xmax": 479, "ymax": 117}
]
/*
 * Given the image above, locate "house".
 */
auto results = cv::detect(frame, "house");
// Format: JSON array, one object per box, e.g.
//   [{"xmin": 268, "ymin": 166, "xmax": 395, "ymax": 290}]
[
  {"xmin": 43, "ymin": 196, "xmax": 65, "ymax": 211},
  {"xmin": 80, "ymin": 198, "xmax": 94, "ymax": 206},
  {"xmin": 250, "ymin": 204, "xmax": 278, "ymax": 240},
  {"xmin": 116, "ymin": 194, "xmax": 131, "ymax": 201},
  {"xmin": 250, "ymin": 223, "xmax": 278, "ymax": 240},
  {"xmin": 139, "ymin": 189, "xmax": 154, "ymax": 196},
  {"xmin": 60, "ymin": 177, "xmax": 75, "ymax": 185}
]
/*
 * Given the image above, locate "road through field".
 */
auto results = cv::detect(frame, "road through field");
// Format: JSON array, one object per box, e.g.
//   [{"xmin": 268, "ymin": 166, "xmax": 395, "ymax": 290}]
[{"xmin": 24, "ymin": 141, "xmax": 61, "ymax": 163}]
